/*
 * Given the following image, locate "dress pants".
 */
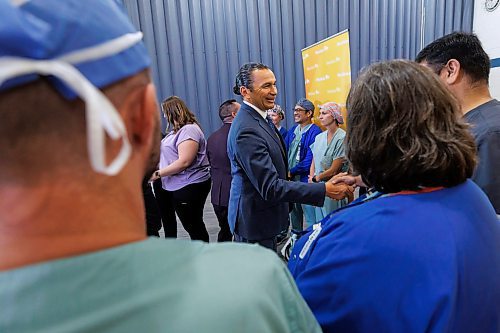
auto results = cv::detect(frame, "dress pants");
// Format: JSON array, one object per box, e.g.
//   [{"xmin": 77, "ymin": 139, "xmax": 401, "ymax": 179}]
[
  {"xmin": 212, "ymin": 204, "xmax": 232, "ymax": 242},
  {"xmin": 290, "ymin": 202, "xmax": 304, "ymax": 231}
]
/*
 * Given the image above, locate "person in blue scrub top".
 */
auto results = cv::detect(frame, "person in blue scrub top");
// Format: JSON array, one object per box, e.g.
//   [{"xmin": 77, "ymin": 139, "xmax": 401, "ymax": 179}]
[
  {"xmin": 288, "ymin": 60, "xmax": 500, "ymax": 333},
  {"xmin": 285, "ymin": 98, "xmax": 323, "ymax": 229}
]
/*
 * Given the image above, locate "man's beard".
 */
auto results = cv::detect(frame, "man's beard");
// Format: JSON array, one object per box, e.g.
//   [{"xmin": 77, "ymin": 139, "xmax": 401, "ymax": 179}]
[{"xmin": 142, "ymin": 119, "xmax": 161, "ymax": 184}]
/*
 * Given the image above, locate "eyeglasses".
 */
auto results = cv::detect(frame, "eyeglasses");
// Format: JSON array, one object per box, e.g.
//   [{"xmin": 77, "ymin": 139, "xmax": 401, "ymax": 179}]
[{"xmin": 293, "ymin": 108, "xmax": 307, "ymax": 113}]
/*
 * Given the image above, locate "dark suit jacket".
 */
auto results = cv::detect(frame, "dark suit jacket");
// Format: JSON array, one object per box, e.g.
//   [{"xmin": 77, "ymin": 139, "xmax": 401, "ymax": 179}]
[
  {"xmin": 207, "ymin": 123, "xmax": 232, "ymax": 207},
  {"xmin": 227, "ymin": 102, "xmax": 325, "ymax": 240}
]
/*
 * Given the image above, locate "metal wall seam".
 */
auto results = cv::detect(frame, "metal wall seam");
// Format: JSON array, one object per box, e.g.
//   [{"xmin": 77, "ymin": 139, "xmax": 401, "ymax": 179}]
[{"xmin": 123, "ymin": 0, "xmax": 474, "ymax": 135}]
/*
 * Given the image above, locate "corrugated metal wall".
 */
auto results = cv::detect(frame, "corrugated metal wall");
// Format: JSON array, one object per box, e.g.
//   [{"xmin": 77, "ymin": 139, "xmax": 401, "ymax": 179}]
[{"xmin": 123, "ymin": 0, "xmax": 474, "ymax": 135}]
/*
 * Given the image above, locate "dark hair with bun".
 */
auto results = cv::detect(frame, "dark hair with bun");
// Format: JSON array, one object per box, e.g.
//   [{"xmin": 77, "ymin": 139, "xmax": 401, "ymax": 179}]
[{"xmin": 233, "ymin": 62, "xmax": 270, "ymax": 95}]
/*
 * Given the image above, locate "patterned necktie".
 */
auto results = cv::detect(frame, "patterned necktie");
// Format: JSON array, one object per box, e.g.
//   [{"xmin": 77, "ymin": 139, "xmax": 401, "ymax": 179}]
[{"xmin": 266, "ymin": 115, "xmax": 276, "ymax": 131}]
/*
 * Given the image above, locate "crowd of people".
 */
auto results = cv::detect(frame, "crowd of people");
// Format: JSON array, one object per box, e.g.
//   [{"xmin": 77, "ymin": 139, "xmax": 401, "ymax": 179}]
[
  {"xmin": 1, "ymin": 1, "xmax": 499, "ymax": 332},
  {"xmin": 146, "ymin": 85, "xmax": 354, "ymax": 242}
]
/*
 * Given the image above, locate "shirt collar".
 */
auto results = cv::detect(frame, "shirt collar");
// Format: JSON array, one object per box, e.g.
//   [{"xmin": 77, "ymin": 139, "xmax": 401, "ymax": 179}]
[
  {"xmin": 244, "ymin": 100, "xmax": 267, "ymax": 119},
  {"xmin": 295, "ymin": 123, "xmax": 312, "ymax": 135}
]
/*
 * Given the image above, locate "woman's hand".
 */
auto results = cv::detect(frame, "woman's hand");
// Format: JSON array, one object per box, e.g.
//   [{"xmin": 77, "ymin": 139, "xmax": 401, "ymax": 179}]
[
  {"xmin": 149, "ymin": 170, "xmax": 161, "ymax": 182},
  {"xmin": 331, "ymin": 172, "xmax": 366, "ymax": 188}
]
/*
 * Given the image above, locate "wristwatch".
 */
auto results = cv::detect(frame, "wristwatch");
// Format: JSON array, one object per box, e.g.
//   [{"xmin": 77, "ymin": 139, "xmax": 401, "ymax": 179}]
[
  {"xmin": 154, "ymin": 170, "xmax": 161, "ymax": 178},
  {"xmin": 312, "ymin": 175, "xmax": 318, "ymax": 183}
]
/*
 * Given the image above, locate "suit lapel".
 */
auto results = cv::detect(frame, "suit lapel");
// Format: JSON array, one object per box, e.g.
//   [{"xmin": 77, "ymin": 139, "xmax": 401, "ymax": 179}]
[
  {"xmin": 276, "ymin": 128, "xmax": 288, "ymax": 171},
  {"xmin": 242, "ymin": 104, "xmax": 288, "ymax": 167}
]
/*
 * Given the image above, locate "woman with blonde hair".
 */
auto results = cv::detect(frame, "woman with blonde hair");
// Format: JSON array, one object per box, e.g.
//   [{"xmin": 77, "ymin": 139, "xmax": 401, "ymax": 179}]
[
  {"xmin": 151, "ymin": 96, "xmax": 210, "ymax": 241},
  {"xmin": 309, "ymin": 102, "xmax": 349, "ymax": 222}
]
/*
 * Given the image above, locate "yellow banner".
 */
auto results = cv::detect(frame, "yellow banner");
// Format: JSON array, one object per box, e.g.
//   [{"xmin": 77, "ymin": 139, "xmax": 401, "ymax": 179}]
[{"xmin": 301, "ymin": 30, "xmax": 351, "ymax": 127}]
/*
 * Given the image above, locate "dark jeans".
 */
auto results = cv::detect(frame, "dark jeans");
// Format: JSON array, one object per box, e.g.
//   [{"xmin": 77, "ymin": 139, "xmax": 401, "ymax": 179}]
[
  {"xmin": 142, "ymin": 181, "xmax": 162, "ymax": 237},
  {"xmin": 152, "ymin": 178, "xmax": 177, "ymax": 238},
  {"xmin": 171, "ymin": 178, "xmax": 211, "ymax": 242},
  {"xmin": 233, "ymin": 234, "xmax": 277, "ymax": 252},
  {"xmin": 212, "ymin": 204, "xmax": 232, "ymax": 242}
]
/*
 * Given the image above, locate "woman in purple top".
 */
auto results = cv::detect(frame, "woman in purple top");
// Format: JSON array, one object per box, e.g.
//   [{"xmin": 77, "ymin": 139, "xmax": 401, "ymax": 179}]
[{"xmin": 151, "ymin": 96, "xmax": 211, "ymax": 241}]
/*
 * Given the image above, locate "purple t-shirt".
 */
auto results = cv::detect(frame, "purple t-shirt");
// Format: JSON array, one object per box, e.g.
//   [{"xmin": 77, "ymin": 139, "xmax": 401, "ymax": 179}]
[{"xmin": 160, "ymin": 123, "xmax": 210, "ymax": 191}]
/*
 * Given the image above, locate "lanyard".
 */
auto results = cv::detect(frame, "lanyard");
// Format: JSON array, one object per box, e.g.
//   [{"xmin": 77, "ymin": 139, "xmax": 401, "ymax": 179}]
[{"xmin": 292, "ymin": 186, "xmax": 445, "ymax": 239}]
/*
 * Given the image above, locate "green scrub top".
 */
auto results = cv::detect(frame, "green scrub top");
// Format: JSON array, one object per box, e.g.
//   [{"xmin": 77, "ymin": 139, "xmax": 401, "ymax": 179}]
[{"xmin": 0, "ymin": 238, "xmax": 321, "ymax": 333}]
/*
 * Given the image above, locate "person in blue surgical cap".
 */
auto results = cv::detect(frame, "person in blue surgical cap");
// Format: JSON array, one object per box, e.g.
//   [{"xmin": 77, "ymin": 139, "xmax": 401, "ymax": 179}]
[
  {"xmin": 288, "ymin": 60, "xmax": 500, "ymax": 333},
  {"xmin": 0, "ymin": 1, "xmax": 321, "ymax": 332},
  {"xmin": 285, "ymin": 98, "xmax": 323, "ymax": 229}
]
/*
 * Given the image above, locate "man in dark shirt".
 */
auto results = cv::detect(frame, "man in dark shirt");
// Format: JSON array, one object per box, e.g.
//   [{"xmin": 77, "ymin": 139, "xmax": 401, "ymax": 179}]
[
  {"xmin": 417, "ymin": 32, "xmax": 500, "ymax": 214},
  {"xmin": 207, "ymin": 100, "xmax": 240, "ymax": 241}
]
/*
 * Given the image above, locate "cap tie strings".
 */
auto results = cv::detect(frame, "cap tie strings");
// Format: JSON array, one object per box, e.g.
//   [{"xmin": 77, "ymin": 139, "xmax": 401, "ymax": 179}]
[{"xmin": 0, "ymin": 32, "xmax": 144, "ymax": 175}]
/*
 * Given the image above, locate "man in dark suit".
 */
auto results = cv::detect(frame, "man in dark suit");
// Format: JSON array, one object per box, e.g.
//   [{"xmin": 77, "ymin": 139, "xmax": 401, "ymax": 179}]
[
  {"xmin": 207, "ymin": 99, "xmax": 240, "ymax": 242},
  {"xmin": 227, "ymin": 62, "xmax": 353, "ymax": 251}
]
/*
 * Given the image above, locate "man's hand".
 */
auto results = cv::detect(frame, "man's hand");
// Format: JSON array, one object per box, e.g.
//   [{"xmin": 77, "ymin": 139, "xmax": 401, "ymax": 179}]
[
  {"xmin": 325, "ymin": 181, "xmax": 354, "ymax": 200},
  {"xmin": 331, "ymin": 172, "xmax": 366, "ymax": 188}
]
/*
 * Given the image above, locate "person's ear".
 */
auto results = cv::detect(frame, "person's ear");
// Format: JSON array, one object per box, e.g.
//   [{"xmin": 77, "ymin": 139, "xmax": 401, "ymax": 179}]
[
  {"xmin": 123, "ymin": 83, "xmax": 158, "ymax": 151},
  {"xmin": 240, "ymin": 86, "xmax": 250, "ymax": 99},
  {"xmin": 443, "ymin": 59, "xmax": 461, "ymax": 85}
]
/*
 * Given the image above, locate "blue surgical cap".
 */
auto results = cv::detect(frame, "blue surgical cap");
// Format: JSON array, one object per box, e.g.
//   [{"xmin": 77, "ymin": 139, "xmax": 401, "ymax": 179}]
[
  {"xmin": 0, "ymin": 0, "xmax": 151, "ymax": 175},
  {"xmin": 295, "ymin": 98, "xmax": 315, "ymax": 112}
]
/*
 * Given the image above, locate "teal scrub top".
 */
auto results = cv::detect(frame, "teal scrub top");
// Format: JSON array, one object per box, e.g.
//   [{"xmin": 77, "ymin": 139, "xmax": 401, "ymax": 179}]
[
  {"xmin": 0, "ymin": 238, "xmax": 321, "ymax": 333},
  {"xmin": 310, "ymin": 129, "xmax": 348, "ymax": 220}
]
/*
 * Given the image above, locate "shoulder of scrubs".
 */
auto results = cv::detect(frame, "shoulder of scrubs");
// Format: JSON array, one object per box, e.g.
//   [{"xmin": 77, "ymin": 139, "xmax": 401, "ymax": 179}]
[{"xmin": 0, "ymin": 238, "xmax": 321, "ymax": 333}]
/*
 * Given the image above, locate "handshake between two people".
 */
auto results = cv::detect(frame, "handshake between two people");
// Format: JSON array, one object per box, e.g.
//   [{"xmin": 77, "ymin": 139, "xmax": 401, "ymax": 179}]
[{"xmin": 323, "ymin": 172, "xmax": 366, "ymax": 202}]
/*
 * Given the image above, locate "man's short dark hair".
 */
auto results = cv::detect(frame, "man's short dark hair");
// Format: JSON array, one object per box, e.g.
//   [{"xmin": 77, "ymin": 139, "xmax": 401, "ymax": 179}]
[
  {"xmin": 415, "ymin": 32, "xmax": 490, "ymax": 84},
  {"xmin": 218, "ymin": 99, "xmax": 237, "ymax": 121},
  {"xmin": 0, "ymin": 72, "xmax": 150, "ymax": 183},
  {"xmin": 233, "ymin": 62, "xmax": 270, "ymax": 95},
  {"xmin": 346, "ymin": 60, "xmax": 477, "ymax": 193}
]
